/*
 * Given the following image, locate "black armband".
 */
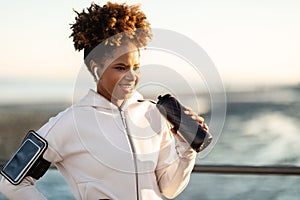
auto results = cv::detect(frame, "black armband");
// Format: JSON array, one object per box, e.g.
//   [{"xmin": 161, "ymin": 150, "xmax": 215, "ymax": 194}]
[{"xmin": 1, "ymin": 130, "xmax": 50, "ymax": 185}]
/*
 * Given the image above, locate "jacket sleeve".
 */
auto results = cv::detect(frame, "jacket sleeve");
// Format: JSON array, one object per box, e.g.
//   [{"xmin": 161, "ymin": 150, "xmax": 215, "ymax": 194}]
[
  {"xmin": 155, "ymin": 125, "xmax": 197, "ymax": 199},
  {"xmin": 0, "ymin": 144, "xmax": 62, "ymax": 200},
  {"xmin": 0, "ymin": 176, "xmax": 47, "ymax": 200}
]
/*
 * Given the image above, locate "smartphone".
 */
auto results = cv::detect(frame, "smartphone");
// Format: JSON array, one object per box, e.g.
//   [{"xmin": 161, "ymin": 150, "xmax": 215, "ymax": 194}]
[{"xmin": 1, "ymin": 130, "xmax": 48, "ymax": 185}]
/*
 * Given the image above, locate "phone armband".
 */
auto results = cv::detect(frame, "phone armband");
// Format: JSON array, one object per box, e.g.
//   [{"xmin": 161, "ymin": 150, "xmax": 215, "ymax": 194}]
[{"xmin": 0, "ymin": 130, "xmax": 50, "ymax": 185}]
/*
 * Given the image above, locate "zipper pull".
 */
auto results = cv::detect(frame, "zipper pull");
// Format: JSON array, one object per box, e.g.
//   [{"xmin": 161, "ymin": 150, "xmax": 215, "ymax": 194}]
[{"xmin": 120, "ymin": 110, "xmax": 127, "ymax": 129}]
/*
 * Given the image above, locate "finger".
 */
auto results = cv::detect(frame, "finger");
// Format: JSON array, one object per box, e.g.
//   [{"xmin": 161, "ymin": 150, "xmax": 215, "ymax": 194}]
[
  {"xmin": 184, "ymin": 110, "xmax": 195, "ymax": 116},
  {"xmin": 183, "ymin": 107, "xmax": 193, "ymax": 115},
  {"xmin": 184, "ymin": 109, "xmax": 198, "ymax": 117},
  {"xmin": 203, "ymin": 123, "xmax": 209, "ymax": 131},
  {"xmin": 183, "ymin": 107, "xmax": 205, "ymax": 124},
  {"xmin": 191, "ymin": 115, "xmax": 197, "ymax": 120},
  {"xmin": 198, "ymin": 116, "xmax": 204, "ymax": 124},
  {"xmin": 190, "ymin": 114, "xmax": 204, "ymax": 124},
  {"xmin": 184, "ymin": 110, "xmax": 190, "ymax": 115},
  {"xmin": 184, "ymin": 106, "xmax": 192, "ymax": 112},
  {"xmin": 170, "ymin": 127, "xmax": 177, "ymax": 134}
]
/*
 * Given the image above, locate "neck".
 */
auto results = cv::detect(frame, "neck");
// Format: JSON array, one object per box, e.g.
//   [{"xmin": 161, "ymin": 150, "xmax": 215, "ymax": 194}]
[
  {"xmin": 96, "ymin": 87, "xmax": 125, "ymax": 107},
  {"xmin": 113, "ymin": 98, "xmax": 125, "ymax": 108},
  {"xmin": 100, "ymin": 92, "xmax": 125, "ymax": 108}
]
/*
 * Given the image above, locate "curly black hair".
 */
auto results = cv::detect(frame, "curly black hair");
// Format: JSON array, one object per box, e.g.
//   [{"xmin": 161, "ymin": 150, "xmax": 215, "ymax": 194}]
[{"xmin": 70, "ymin": 2, "xmax": 152, "ymax": 68}]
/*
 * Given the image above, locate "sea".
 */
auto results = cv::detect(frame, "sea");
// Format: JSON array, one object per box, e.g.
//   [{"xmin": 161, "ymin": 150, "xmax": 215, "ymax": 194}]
[{"xmin": 0, "ymin": 81, "xmax": 300, "ymax": 200}]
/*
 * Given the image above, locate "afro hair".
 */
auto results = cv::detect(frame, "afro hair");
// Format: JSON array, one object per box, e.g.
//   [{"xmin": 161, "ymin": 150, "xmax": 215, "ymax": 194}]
[{"xmin": 70, "ymin": 2, "xmax": 152, "ymax": 60}]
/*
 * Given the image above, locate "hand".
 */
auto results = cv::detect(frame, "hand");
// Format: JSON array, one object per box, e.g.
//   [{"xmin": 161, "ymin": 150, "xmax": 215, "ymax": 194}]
[
  {"xmin": 170, "ymin": 107, "xmax": 209, "ymax": 134},
  {"xmin": 184, "ymin": 107, "xmax": 209, "ymax": 131}
]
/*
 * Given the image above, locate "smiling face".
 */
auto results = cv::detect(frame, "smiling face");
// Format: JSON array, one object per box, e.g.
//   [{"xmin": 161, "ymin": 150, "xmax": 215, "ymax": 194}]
[{"xmin": 92, "ymin": 45, "xmax": 140, "ymax": 106}]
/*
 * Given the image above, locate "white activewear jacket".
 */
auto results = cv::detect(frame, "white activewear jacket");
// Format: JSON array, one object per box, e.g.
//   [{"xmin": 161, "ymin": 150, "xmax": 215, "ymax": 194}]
[{"xmin": 0, "ymin": 89, "xmax": 196, "ymax": 200}]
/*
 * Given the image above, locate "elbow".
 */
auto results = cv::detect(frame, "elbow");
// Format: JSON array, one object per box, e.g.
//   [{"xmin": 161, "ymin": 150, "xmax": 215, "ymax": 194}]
[
  {"xmin": 160, "ymin": 183, "xmax": 187, "ymax": 199},
  {"xmin": 0, "ymin": 176, "xmax": 35, "ymax": 199},
  {"xmin": 0, "ymin": 177, "xmax": 14, "ymax": 198},
  {"xmin": 159, "ymin": 174, "xmax": 191, "ymax": 199},
  {"xmin": 162, "ymin": 191, "xmax": 179, "ymax": 199},
  {"xmin": 162, "ymin": 187, "xmax": 186, "ymax": 199}
]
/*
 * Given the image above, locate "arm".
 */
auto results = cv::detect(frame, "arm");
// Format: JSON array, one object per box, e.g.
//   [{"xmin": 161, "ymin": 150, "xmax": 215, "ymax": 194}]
[
  {"xmin": 155, "ymin": 125, "xmax": 197, "ymax": 199},
  {"xmin": 0, "ymin": 143, "xmax": 63, "ymax": 200},
  {"xmin": 0, "ymin": 111, "xmax": 66, "ymax": 199},
  {"xmin": 155, "ymin": 105, "xmax": 209, "ymax": 199},
  {"xmin": 0, "ymin": 176, "xmax": 47, "ymax": 200}
]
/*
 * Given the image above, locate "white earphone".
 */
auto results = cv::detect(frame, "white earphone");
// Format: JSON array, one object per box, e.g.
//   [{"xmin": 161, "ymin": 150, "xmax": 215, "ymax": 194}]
[{"xmin": 94, "ymin": 67, "xmax": 99, "ymax": 81}]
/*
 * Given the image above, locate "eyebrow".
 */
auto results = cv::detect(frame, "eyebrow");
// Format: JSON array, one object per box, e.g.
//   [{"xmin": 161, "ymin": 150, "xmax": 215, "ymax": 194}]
[{"xmin": 113, "ymin": 62, "xmax": 140, "ymax": 67}]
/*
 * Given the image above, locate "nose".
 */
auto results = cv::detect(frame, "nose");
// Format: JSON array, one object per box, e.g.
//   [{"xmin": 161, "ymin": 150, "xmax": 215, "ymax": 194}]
[{"xmin": 124, "ymin": 69, "xmax": 138, "ymax": 81}]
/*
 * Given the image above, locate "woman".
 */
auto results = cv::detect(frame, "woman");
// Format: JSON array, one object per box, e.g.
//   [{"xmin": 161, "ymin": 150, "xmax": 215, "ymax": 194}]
[{"xmin": 0, "ymin": 2, "xmax": 208, "ymax": 199}]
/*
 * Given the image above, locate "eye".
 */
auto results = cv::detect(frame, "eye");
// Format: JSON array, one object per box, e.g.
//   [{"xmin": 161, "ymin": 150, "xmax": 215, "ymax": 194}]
[
  {"xmin": 114, "ymin": 65, "xmax": 126, "ymax": 71},
  {"xmin": 133, "ymin": 66, "xmax": 140, "ymax": 72}
]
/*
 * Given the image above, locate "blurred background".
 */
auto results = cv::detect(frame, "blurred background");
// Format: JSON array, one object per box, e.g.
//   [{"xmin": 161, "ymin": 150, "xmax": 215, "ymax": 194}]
[{"xmin": 0, "ymin": 0, "xmax": 299, "ymax": 199}]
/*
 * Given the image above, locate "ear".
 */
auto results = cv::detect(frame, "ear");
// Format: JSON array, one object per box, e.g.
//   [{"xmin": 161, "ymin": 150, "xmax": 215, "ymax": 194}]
[
  {"xmin": 90, "ymin": 60, "xmax": 100, "ymax": 81},
  {"xmin": 90, "ymin": 60, "xmax": 98, "ymax": 73}
]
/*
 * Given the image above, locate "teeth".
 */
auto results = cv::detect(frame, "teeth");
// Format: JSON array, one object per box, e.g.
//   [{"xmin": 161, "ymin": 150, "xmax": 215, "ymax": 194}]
[{"xmin": 120, "ymin": 84, "xmax": 133, "ymax": 89}]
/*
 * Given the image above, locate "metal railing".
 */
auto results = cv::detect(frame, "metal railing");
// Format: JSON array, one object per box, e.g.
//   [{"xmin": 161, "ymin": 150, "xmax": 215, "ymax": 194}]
[
  {"xmin": 192, "ymin": 164, "xmax": 300, "ymax": 175},
  {"xmin": 1, "ymin": 159, "xmax": 300, "ymax": 176}
]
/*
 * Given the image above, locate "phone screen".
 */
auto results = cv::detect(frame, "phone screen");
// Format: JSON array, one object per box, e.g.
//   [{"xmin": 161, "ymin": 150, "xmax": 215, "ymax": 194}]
[{"xmin": 2, "ymin": 139, "xmax": 41, "ymax": 182}]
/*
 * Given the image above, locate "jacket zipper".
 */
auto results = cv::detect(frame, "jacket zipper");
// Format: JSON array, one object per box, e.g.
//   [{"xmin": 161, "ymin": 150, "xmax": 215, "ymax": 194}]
[{"xmin": 119, "ymin": 107, "xmax": 140, "ymax": 200}]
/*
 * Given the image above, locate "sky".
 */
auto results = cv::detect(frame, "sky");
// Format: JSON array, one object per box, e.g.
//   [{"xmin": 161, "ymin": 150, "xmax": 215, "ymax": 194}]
[{"xmin": 0, "ymin": 0, "xmax": 300, "ymax": 103}]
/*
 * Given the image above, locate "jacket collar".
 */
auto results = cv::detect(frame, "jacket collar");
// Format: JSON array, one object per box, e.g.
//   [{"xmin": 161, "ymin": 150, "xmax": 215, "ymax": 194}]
[{"xmin": 76, "ymin": 89, "xmax": 143, "ymax": 110}]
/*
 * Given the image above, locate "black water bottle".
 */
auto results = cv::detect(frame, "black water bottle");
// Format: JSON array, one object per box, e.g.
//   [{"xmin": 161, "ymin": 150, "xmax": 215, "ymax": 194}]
[{"xmin": 156, "ymin": 94, "xmax": 212, "ymax": 152}]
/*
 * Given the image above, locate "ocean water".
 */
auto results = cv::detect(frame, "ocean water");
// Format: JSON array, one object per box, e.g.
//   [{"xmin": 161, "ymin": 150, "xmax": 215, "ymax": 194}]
[{"xmin": 0, "ymin": 86, "xmax": 300, "ymax": 199}]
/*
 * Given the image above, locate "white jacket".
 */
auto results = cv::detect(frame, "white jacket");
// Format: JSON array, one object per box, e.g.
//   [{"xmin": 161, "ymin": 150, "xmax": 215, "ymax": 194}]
[{"xmin": 0, "ymin": 89, "xmax": 196, "ymax": 200}]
